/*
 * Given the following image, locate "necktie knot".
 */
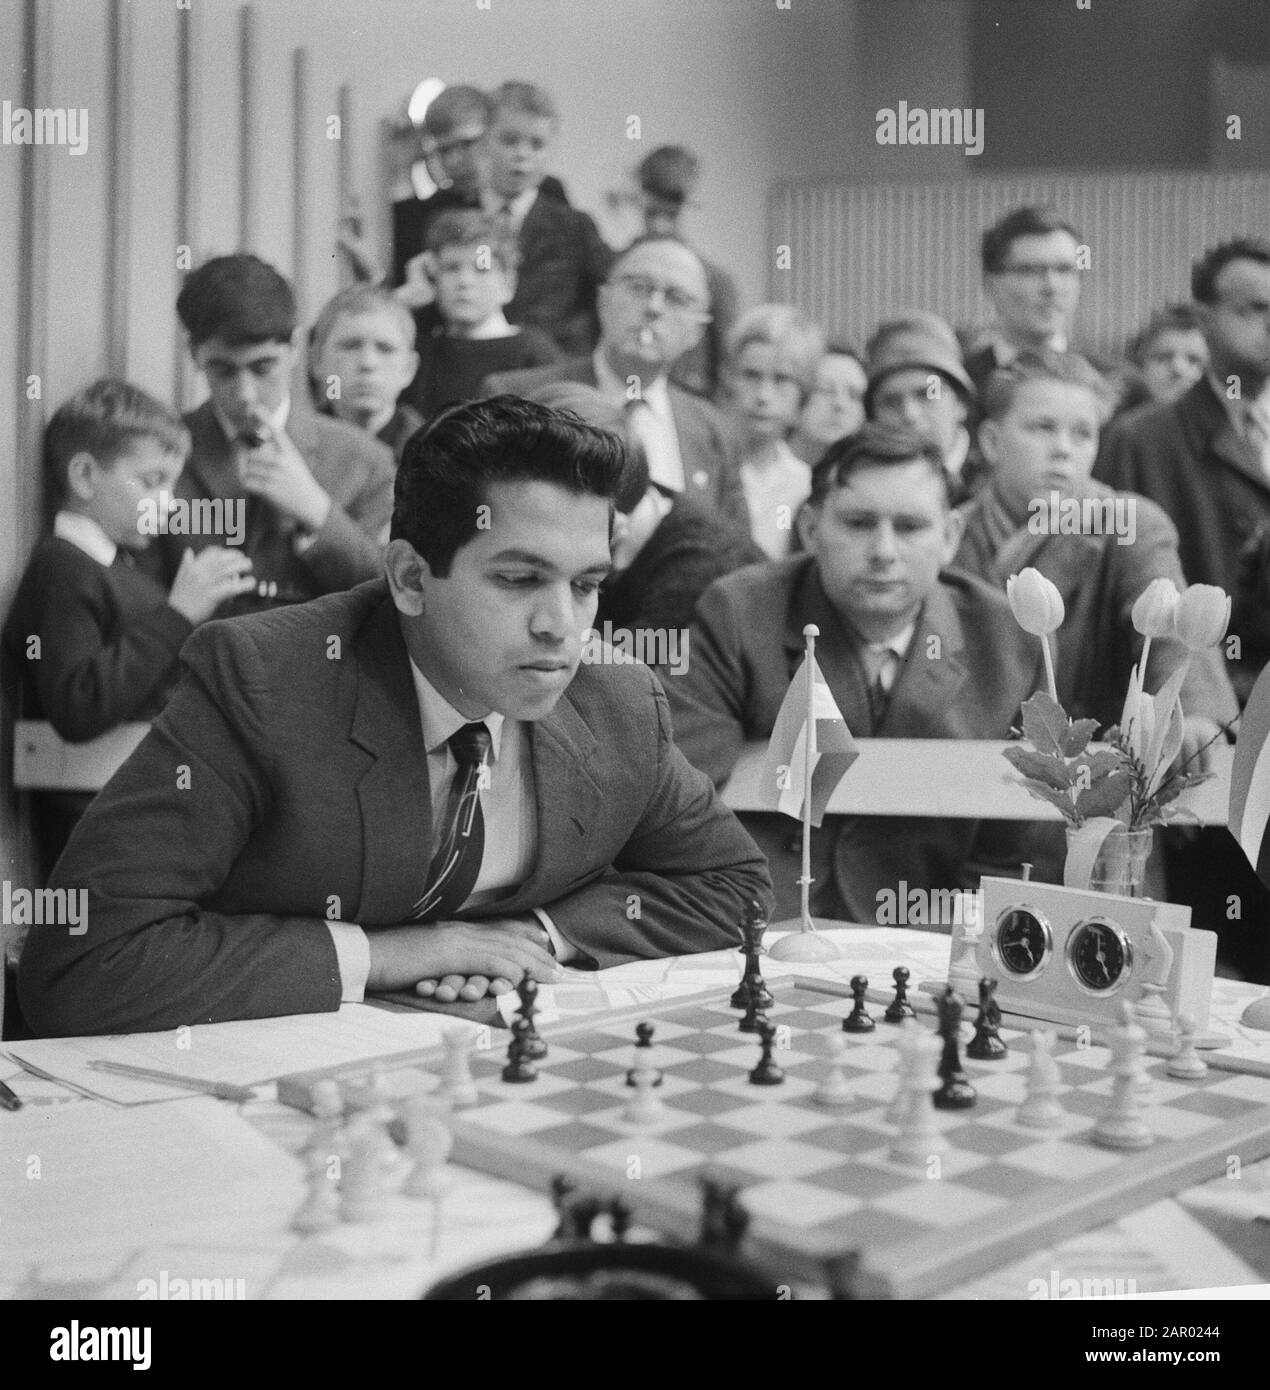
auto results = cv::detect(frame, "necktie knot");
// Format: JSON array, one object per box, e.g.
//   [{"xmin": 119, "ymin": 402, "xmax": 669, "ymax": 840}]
[{"xmin": 448, "ymin": 721, "xmax": 491, "ymax": 768}]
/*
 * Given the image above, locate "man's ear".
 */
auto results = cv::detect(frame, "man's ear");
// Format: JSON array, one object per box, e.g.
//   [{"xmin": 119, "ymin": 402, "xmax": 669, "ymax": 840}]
[
  {"xmin": 384, "ymin": 538, "xmax": 431, "ymax": 616},
  {"xmin": 795, "ymin": 499, "xmax": 819, "ymax": 552},
  {"xmin": 939, "ymin": 500, "xmax": 965, "ymax": 565},
  {"xmin": 65, "ymin": 451, "xmax": 97, "ymax": 502}
]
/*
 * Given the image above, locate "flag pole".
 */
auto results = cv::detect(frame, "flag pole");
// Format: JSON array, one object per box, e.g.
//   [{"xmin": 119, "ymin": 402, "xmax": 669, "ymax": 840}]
[{"xmin": 768, "ymin": 623, "xmax": 839, "ymax": 961}]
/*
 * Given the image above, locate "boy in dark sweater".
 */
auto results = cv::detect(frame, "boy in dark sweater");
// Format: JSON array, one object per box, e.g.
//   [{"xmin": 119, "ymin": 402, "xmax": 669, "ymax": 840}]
[{"xmin": 4, "ymin": 379, "xmax": 254, "ymax": 873}]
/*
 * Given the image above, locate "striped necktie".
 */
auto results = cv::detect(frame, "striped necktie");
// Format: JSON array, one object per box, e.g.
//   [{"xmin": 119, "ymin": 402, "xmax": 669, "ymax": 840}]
[{"xmin": 409, "ymin": 722, "xmax": 492, "ymax": 923}]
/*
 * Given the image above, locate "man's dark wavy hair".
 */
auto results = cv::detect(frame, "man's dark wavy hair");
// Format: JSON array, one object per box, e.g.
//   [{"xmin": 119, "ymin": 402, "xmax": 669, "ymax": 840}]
[{"xmin": 392, "ymin": 395, "xmax": 629, "ymax": 576}]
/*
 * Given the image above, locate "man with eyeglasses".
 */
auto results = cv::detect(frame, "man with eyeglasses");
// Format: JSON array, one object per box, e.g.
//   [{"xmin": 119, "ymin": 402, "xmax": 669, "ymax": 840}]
[
  {"xmin": 485, "ymin": 236, "xmax": 748, "ymax": 530},
  {"xmin": 964, "ymin": 205, "xmax": 1090, "ymax": 404}
]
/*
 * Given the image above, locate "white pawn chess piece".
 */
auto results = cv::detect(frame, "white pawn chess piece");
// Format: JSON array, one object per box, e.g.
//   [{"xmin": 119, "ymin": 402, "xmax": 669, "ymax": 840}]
[
  {"xmin": 814, "ymin": 1032, "xmax": 853, "ymax": 1108},
  {"xmin": 1016, "ymin": 1028, "xmax": 1064, "ymax": 1130},
  {"xmin": 438, "ymin": 1027, "xmax": 479, "ymax": 1108},
  {"xmin": 890, "ymin": 1029, "xmax": 947, "ymax": 1165},
  {"xmin": 1092, "ymin": 1002, "xmax": 1153, "ymax": 1151},
  {"xmin": 340, "ymin": 1116, "xmax": 392, "ymax": 1221},
  {"xmin": 885, "ymin": 1018, "xmax": 915, "ymax": 1126},
  {"xmin": 1166, "ymin": 1012, "xmax": 1208, "ymax": 1080},
  {"xmin": 401, "ymin": 1099, "xmax": 454, "ymax": 1199},
  {"xmin": 624, "ymin": 1050, "xmax": 665, "ymax": 1125},
  {"xmin": 292, "ymin": 1164, "xmax": 341, "ymax": 1234}
]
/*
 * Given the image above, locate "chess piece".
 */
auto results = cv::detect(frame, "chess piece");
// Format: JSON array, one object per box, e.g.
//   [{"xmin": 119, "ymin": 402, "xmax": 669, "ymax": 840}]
[
  {"xmin": 966, "ymin": 977, "xmax": 1008, "ymax": 1060},
  {"xmin": 1166, "ymin": 1013, "xmax": 1208, "ymax": 1080},
  {"xmin": 738, "ymin": 992, "xmax": 766, "ymax": 1034},
  {"xmin": 549, "ymin": 1175, "xmax": 578, "ymax": 1238},
  {"xmin": 516, "ymin": 977, "xmax": 548, "ymax": 1061},
  {"xmin": 401, "ymin": 1099, "xmax": 454, "ymax": 1198},
  {"xmin": 813, "ymin": 1032, "xmax": 853, "ymax": 1107},
  {"xmin": 502, "ymin": 1018, "xmax": 538, "ymax": 1083},
  {"xmin": 890, "ymin": 1029, "xmax": 948, "ymax": 1165},
  {"xmin": 932, "ymin": 986, "xmax": 976, "ymax": 1109},
  {"xmin": 292, "ymin": 1164, "xmax": 341, "ymax": 1234},
  {"xmin": 730, "ymin": 901, "xmax": 775, "ymax": 1011},
  {"xmin": 748, "ymin": 1018, "xmax": 784, "ymax": 1085},
  {"xmin": 624, "ymin": 1051, "xmax": 666, "ymax": 1124},
  {"xmin": 947, "ymin": 917, "xmax": 983, "ymax": 996},
  {"xmin": 885, "ymin": 1019, "xmax": 914, "ymax": 1126},
  {"xmin": 842, "ymin": 975, "xmax": 875, "ymax": 1034},
  {"xmin": 1015, "ymin": 1028, "xmax": 1064, "ymax": 1129},
  {"xmin": 625, "ymin": 1022, "xmax": 664, "ymax": 1087},
  {"xmin": 698, "ymin": 1177, "xmax": 750, "ymax": 1250},
  {"xmin": 438, "ymin": 1027, "xmax": 479, "ymax": 1107},
  {"xmin": 309, "ymin": 1079, "xmax": 345, "ymax": 1121},
  {"xmin": 1092, "ymin": 1002, "xmax": 1153, "ymax": 1151},
  {"xmin": 883, "ymin": 966, "xmax": 916, "ymax": 1023},
  {"xmin": 1135, "ymin": 916, "xmax": 1176, "ymax": 1036},
  {"xmin": 339, "ymin": 1117, "xmax": 392, "ymax": 1221}
]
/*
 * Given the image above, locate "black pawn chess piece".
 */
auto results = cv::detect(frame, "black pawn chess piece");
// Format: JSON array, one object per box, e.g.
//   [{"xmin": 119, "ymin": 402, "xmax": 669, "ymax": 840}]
[
  {"xmin": 842, "ymin": 975, "xmax": 876, "ymax": 1033},
  {"xmin": 698, "ymin": 1176, "xmax": 751, "ymax": 1251},
  {"xmin": 966, "ymin": 977, "xmax": 1008, "ymax": 1061},
  {"xmin": 883, "ymin": 966, "xmax": 917, "ymax": 1023},
  {"xmin": 748, "ymin": 1018, "xmax": 785, "ymax": 1085},
  {"xmin": 516, "ymin": 976, "xmax": 548, "ymax": 1061},
  {"xmin": 625, "ymin": 1021, "xmax": 664, "ymax": 1087},
  {"xmin": 550, "ymin": 1174, "xmax": 578, "ymax": 1239},
  {"xmin": 932, "ymin": 986, "xmax": 976, "ymax": 1109},
  {"xmin": 501, "ymin": 1017, "xmax": 538, "ymax": 1083},
  {"xmin": 738, "ymin": 992, "xmax": 766, "ymax": 1034},
  {"xmin": 730, "ymin": 900, "xmax": 775, "ymax": 1011}
]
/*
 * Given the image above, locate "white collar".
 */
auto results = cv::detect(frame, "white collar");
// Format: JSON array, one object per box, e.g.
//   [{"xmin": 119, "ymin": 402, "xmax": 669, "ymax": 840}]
[
  {"xmin": 53, "ymin": 510, "xmax": 117, "ymax": 568},
  {"xmin": 944, "ymin": 426, "xmax": 971, "ymax": 475},
  {"xmin": 482, "ymin": 186, "xmax": 538, "ymax": 225},
  {"xmin": 409, "ymin": 656, "xmax": 506, "ymax": 761},
  {"xmin": 865, "ymin": 620, "xmax": 916, "ymax": 663},
  {"xmin": 592, "ymin": 347, "xmax": 671, "ymax": 412},
  {"xmin": 991, "ymin": 331, "xmax": 1067, "ymax": 367},
  {"xmin": 212, "ymin": 394, "xmax": 291, "ymax": 445}
]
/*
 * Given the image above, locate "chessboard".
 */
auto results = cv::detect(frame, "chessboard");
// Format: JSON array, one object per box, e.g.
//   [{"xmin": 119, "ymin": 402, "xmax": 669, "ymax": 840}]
[{"xmin": 276, "ymin": 980, "xmax": 1270, "ymax": 1298}]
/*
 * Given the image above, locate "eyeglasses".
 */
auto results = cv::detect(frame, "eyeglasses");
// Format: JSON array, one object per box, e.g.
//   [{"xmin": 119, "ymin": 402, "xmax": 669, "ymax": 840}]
[
  {"xmin": 996, "ymin": 262, "xmax": 1081, "ymax": 281},
  {"xmin": 613, "ymin": 274, "xmax": 709, "ymax": 317}
]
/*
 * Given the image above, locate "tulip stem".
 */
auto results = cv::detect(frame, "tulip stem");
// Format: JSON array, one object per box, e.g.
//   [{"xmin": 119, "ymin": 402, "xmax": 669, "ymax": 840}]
[
  {"xmin": 1137, "ymin": 636, "xmax": 1152, "ymax": 689},
  {"xmin": 1041, "ymin": 635, "xmax": 1058, "ymax": 703}
]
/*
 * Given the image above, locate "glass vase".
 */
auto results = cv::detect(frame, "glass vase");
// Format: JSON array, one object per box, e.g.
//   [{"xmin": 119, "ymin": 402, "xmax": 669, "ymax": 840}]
[{"xmin": 1066, "ymin": 825, "xmax": 1155, "ymax": 898}]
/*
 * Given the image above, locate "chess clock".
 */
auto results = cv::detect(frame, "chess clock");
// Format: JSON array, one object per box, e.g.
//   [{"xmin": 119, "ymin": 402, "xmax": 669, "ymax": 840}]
[{"xmin": 940, "ymin": 876, "xmax": 1218, "ymax": 1042}]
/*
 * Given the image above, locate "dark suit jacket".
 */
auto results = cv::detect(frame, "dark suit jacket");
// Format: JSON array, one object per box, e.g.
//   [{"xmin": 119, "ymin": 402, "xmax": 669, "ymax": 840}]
[
  {"xmin": 482, "ymin": 356, "xmax": 749, "ymax": 532},
  {"xmin": 18, "ymin": 580, "xmax": 771, "ymax": 1036},
  {"xmin": 507, "ymin": 194, "xmax": 613, "ymax": 356},
  {"xmin": 153, "ymin": 401, "xmax": 396, "ymax": 618},
  {"xmin": 665, "ymin": 555, "xmax": 1045, "ymax": 924},
  {"xmin": 952, "ymin": 482, "xmax": 1238, "ymax": 731},
  {"xmin": 1094, "ymin": 376, "xmax": 1270, "ymax": 701}
]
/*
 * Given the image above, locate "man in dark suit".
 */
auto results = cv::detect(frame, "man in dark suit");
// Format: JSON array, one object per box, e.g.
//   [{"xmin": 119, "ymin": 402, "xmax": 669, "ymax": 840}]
[
  {"xmin": 484, "ymin": 236, "xmax": 748, "ymax": 532},
  {"xmin": 156, "ymin": 254, "xmax": 395, "ymax": 618},
  {"xmin": 666, "ymin": 424, "xmax": 1043, "ymax": 925},
  {"xmin": 963, "ymin": 206, "xmax": 1094, "ymax": 407},
  {"xmin": 1095, "ymin": 237, "xmax": 1270, "ymax": 705},
  {"xmin": 18, "ymin": 398, "xmax": 771, "ymax": 1037}
]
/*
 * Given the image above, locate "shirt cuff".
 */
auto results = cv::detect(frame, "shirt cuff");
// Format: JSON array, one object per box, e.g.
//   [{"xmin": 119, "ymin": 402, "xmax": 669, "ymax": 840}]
[
  {"xmin": 327, "ymin": 921, "xmax": 371, "ymax": 1002},
  {"xmin": 532, "ymin": 908, "xmax": 577, "ymax": 964}
]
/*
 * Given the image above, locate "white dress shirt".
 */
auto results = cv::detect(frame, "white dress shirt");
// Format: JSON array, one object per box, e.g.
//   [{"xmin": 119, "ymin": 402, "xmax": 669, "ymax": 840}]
[
  {"xmin": 862, "ymin": 620, "xmax": 916, "ymax": 694},
  {"xmin": 53, "ymin": 511, "xmax": 117, "ymax": 567},
  {"xmin": 592, "ymin": 348, "xmax": 690, "ymax": 494},
  {"xmin": 482, "ymin": 185, "xmax": 538, "ymax": 232},
  {"xmin": 741, "ymin": 440, "xmax": 810, "ymax": 560},
  {"xmin": 327, "ymin": 658, "xmax": 574, "ymax": 1000}
]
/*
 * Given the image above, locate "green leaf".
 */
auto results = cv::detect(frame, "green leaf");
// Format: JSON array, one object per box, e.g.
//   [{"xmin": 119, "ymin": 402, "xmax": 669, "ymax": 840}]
[
  {"xmin": 1002, "ymin": 745, "xmax": 1072, "ymax": 789},
  {"xmin": 1071, "ymin": 748, "xmax": 1122, "ymax": 783},
  {"xmin": 1061, "ymin": 718, "xmax": 1099, "ymax": 757},
  {"xmin": 1074, "ymin": 769, "xmax": 1133, "ymax": 820},
  {"xmin": 1017, "ymin": 780, "xmax": 1079, "ymax": 820},
  {"xmin": 1020, "ymin": 691, "xmax": 1071, "ymax": 758}
]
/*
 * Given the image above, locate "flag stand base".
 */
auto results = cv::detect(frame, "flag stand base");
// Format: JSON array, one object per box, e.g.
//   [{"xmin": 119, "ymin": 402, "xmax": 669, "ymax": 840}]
[
  {"xmin": 1242, "ymin": 993, "xmax": 1270, "ymax": 1031},
  {"xmin": 767, "ymin": 918, "xmax": 842, "ymax": 961}
]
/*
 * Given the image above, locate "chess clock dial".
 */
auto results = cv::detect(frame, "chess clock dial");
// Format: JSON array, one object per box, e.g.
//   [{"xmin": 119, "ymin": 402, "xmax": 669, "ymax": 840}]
[
  {"xmin": 1066, "ymin": 917, "xmax": 1132, "ymax": 995},
  {"xmin": 990, "ymin": 906, "xmax": 1052, "ymax": 982}
]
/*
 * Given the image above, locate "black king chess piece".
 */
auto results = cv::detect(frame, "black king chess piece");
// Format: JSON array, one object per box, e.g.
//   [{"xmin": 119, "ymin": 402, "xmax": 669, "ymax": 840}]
[
  {"xmin": 731, "ymin": 900, "xmax": 775, "ymax": 1012},
  {"xmin": 883, "ymin": 966, "xmax": 917, "ymax": 1023},
  {"xmin": 842, "ymin": 975, "xmax": 876, "ymax": 1033},
  {"xmin": 966, "ymin": 977, "xmax": 1008, "ymax": 1061},
  {"xmin": 932, "ymin": 986, "xmax": 977, "ymax": 1109},
  {"xmin": 516, "ymin": 976, "xmax": 548, "ymax": 1061}
]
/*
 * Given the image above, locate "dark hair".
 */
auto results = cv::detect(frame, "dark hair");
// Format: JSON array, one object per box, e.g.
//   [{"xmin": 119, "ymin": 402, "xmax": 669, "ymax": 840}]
[
  {"xmin": 981, "ymin": 205, "xmax": 1080, "ymax": 275},
  {"xmin": 392, "ymin": 395, "xmax": 628, "ymax": 575},
  {"xmin": 982, "ymin": 348, "xmax": 1117, "ymax": 424},
  {"xmin": 176, "ymin": 254, "xmax": 296, "ymax": 348},
  {"xmin": 637, "ymin": 145, "xmax": 700, "ymax": 205},
  {"xmin": 1126, "ymin": 303, "xmax": 1204, "ymax": 365},
  {"xmin": 808, "ymin": 422, "xmax": 950, "ymax": 509},
  {"xmin": 1191, "ymin": 237, "xmax": 1270, "ymax": 305},
  {"xmin": 422, "ymin": 84, "xmax": 490, "ymax": 138},
  {"xmin": 425, "ymin": 209, "xmax": 519, "ymax": 271},
  {"xmin": 490, "ymin": 80, "xmax": 558, "ymax": 124},
  {"xmin": 44, "ymin": 378, "xmax": 189, "ymax": 508},
  {"xmin": 608, "ymin": 234, "xmax": 707, "ymax": 284}
]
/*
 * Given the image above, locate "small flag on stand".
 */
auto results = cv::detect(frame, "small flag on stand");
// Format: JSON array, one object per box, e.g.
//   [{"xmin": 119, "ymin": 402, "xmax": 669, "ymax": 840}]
[
  {"xmin": 761, "ymin": 649, "xmax": 859, "ymax": 825},
  {"xmin": 1230, "ymin": 662, "xmax": 1270, "ymax": 887}
]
